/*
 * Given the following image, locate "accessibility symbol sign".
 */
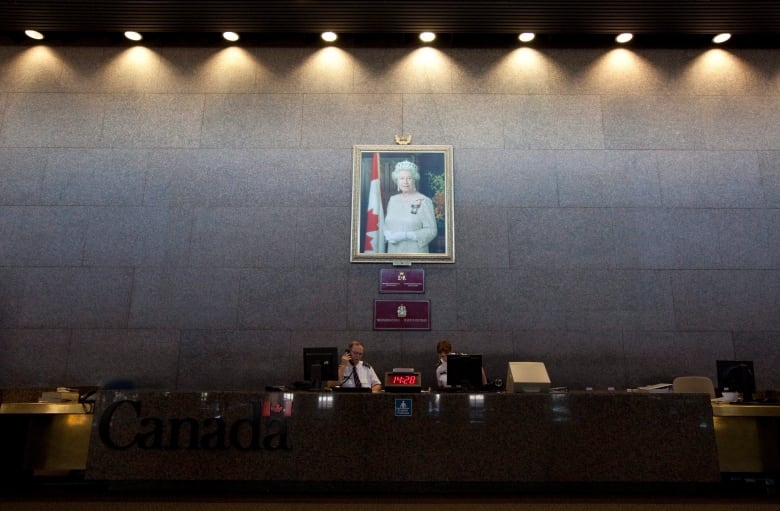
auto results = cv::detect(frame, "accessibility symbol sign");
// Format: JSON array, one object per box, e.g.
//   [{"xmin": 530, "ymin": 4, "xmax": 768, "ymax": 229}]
[{"xmin": 394, "ymin": 398, "xmax": 412, "ymax": 417}]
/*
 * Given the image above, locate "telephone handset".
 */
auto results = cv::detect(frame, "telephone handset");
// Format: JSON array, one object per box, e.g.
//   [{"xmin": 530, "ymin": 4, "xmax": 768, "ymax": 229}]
[{"xmin": 345, "ymin": 348, "xmax": 355, "ymax": 365}]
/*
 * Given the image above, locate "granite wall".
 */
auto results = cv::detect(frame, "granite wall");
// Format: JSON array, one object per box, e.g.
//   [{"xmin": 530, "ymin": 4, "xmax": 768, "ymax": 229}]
[{"xmin": 0, "ymin": 45, "xmax": 778, "ymax": 391}]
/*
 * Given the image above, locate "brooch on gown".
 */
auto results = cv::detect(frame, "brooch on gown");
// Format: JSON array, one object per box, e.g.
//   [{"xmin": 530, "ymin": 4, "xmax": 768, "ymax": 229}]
[{"xmin": 410, "ymin": 199, "xmax": 422, "ymax": 214}]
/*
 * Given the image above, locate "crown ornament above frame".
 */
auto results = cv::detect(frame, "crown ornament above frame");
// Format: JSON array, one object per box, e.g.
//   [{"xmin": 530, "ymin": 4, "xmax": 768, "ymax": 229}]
[{"xmin": 394, "ymin": 134, "xmax": 412, "ymax": 145}]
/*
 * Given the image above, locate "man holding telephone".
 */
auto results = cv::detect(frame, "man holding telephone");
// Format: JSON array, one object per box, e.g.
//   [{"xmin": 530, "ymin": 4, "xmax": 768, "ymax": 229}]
[{"xmin": 337, "ymin": 340, "xmax": 382, "ymax": 392}]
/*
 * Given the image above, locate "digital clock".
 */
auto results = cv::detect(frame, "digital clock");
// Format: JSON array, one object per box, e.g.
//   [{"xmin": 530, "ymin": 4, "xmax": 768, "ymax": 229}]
[
  {"xmin": 389, "ymin": 374, "xmax": 418, "ymax": 385},
  {"xmin": 384, "ymin": 371, "xmax": 422, "ymax": 392}
]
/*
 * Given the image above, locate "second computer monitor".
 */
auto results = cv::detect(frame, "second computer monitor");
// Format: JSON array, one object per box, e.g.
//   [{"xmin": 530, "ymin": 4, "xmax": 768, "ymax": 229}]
[
  {"xmin": 716, "ymin": 360, "xmax": 755, "ymax": 401},
  {"xmin": 505, "ymin": 361, "xmax": 550, "ymax": 393},
  {"xmin": 446, "ymin": 353, "xmax": 483, "ymax": 390}
]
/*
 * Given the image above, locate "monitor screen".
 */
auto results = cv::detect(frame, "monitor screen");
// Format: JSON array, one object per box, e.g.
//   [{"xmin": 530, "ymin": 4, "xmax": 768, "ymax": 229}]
[
  {"xmin": 716, "ymin": 360, "xmax": 756, "ymax": 401},
  {"xmin": 446, "ymin": 353, "xmax": 483, "ymax": 390},
  {"xmin": 505, "ymin": 361, "xmax": 550, "ymax": 393},
  {"xmin": 303, "ymin": 347, "xmax": 339, "ymax": 388}
]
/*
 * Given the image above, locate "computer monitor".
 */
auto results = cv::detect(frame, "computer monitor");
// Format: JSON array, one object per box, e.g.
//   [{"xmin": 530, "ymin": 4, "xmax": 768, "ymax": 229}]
[
  {"xmin": 303, "ymin": 347, "xmax": 339, "ymax": 389},
  {"xmin": 446, "ymin": 353, "xmax": 483, "ymax": 390},
  {"xmin": 505, "ymin": 361, "xmax": 551, "ymax": 393},
  {"xmin": 716, "ymin": 360, "xmax": 756, "ymax": 401}
]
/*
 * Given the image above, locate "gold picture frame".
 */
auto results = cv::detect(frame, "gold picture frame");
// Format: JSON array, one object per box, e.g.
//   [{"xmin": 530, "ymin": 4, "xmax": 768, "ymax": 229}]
[{"xmin": 351, "ymin": 145, "xmax": 454, "ymax": 264}]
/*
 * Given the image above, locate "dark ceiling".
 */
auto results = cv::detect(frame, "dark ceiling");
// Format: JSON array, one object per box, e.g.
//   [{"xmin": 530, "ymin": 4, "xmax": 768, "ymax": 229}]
[{"xmin": 1, "ymin": 0, "xmax": 779, "ymax": 47}]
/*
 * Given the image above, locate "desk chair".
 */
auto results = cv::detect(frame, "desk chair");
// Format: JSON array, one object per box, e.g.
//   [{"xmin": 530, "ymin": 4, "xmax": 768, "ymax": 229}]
[{"xmin": 672, "ymin": 376, "xmax": 716, "ymax": 398}]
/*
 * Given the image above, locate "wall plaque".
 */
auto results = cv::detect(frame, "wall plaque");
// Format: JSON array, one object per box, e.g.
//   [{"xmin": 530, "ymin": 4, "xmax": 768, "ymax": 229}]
[
  {"xmin": 379, "ymin": 268, "xmax": 425, "ymax": 293},
  {"xmin": 373, "ymin": 300, "xmax": 430, "ymax": 330}
]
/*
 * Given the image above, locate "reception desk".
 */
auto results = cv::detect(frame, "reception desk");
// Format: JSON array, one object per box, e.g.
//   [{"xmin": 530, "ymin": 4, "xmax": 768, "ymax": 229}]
[
  {"xmin": 712, "ymin": 402, "xmax": 780, "ymax": 474},
  {"xmin": 83, "ymin": 390, "xmax": 719, "ymax": 489},
  {"xmin": 0, "ymin": 401, "xmax": 92, "ymax": 477}
]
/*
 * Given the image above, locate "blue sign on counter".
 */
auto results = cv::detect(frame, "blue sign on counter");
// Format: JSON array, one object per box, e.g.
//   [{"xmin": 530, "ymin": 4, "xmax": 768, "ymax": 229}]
[{"xmin": 394, "ymin": 398, "xmax": 412, "ymax": 417}]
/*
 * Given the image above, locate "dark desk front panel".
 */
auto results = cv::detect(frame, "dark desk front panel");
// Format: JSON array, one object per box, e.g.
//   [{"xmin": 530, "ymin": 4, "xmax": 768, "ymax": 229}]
[
  {"xmin": 0, "ymin": 402, "xmax": 92, "ymax": 478},
  {"xmin": 712, "ymin": 403, "xmax": 780, "ymax": 473},
  {"xmin": 86, "ymin": 391, "xmax": 719, "ymax": 485}
]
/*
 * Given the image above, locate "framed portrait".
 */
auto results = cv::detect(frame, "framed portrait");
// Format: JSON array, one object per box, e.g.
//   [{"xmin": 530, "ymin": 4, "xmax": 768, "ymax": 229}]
[{"xmin": 351, "ymin": 145, "xmax": 454, "ymax": 264}]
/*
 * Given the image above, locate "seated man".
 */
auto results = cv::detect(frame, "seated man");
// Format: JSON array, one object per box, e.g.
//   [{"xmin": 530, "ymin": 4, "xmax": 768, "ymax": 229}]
[{"xmin": 337, "ymin": 340, "xmax": 382, "ymax": 392}]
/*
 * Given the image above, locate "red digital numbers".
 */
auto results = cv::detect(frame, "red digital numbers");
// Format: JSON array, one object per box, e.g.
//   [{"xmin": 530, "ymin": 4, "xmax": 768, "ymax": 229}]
[{"xmin": 390, "ymin": 374, "xmax": 417, "ymax": 385}]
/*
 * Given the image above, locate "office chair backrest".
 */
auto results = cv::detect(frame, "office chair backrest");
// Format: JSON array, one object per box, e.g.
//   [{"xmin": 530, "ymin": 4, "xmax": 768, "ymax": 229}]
[{"xmin": 672, "ymin": 376, "xmax": 715, "ymax": 398}]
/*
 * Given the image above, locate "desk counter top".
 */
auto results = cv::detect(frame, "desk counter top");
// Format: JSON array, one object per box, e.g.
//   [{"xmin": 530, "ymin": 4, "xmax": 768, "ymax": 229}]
[
  {"xmin": 0, "ymin": 402, "xmax": 92, "ymax": 415},
  {"xmin": 711, "ymin": 402, "xmax": 780, "ymax": 417}
]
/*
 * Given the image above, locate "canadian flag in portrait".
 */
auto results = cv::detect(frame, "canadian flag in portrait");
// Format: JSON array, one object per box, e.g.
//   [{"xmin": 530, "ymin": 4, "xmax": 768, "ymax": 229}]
[{"xmin": 364, "ymin": 152, "xmax": 385, "ymax": 253}]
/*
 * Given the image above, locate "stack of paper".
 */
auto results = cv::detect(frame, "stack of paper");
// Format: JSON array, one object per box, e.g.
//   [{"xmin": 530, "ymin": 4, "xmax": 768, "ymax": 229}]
[
  {"xmin": 637, "ymin": 383, "xmax": 673, "ymax": 393},
  {"xmin": 38, "ymin": 387, "xmax": 80, "ymax": 402}
]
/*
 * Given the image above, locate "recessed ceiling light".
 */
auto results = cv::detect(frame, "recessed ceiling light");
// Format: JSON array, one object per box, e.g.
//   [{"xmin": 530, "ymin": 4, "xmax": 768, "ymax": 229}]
[
  {"xmin": 419, "ymin": 32, "xmax": 436, "ymax": 43},
  {"xmin": 712, "ymin": 33, "xmax": 731, "ymax": 44},
  {"xmin": 24, "ymin": 30, "xmax": 44, "ymax": 40},
  {"xmin": 124, "ymin": 31, "xmax": 143, "ymax": 42},
  {"xmin": 518, "ymin": 32, "xmax": 535, "ymax": 43},
  {"xmin": 223, "ymin": 31, "xmax": 239, "ymax": 42},
  {"xmin": 615, "ymin": 33, "xmax": 633, "ymax": 44},
  {"xmin": 321, "ymin": 31, "xmax": 338, "ymax": 42}
]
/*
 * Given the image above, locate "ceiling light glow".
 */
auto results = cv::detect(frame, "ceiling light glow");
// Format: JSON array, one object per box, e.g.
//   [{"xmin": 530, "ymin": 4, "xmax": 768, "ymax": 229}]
[
  {"xmin": 518, "ymin": 32, "xmax": 535, "ymax": 43},
  {"xmin": 25, "ymin": 30, "xmax": 44, "ymax": 40},
  {"xmin": 615, "ymin": 33, "xmax": 633, "ymax": 44},
  {"xmin": 419, "ymin": 32, "xmax": 436, "ymax": 43},
  {"xmin": 124, "ymin": 31, "xmax": 143, "ymax": 41},
  {"xmin": 223, "ymin": 31, "xmax": 239, "ymax": 42},
  {"xmin": 321, "ymin": 31, "xmax": 338, "ymax": 42},
  {"xmin": 712, "ymin": 33, "xmax": 731, "ymax": 44}
]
